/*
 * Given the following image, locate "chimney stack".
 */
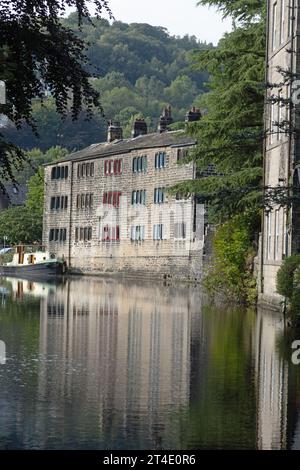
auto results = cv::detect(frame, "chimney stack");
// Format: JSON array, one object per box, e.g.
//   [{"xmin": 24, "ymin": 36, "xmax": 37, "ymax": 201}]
[
  {"xmin": 132, "ymin": 118, "xmax": 147, "ymax": 138},
  {"xmin": 107, "ymin": 120, "xmax": 123, "ymax": 143},
  {"xmin": 185, "ymin": 106, "xmax": 201, "ymax": 123},
  {"xmin": 157, "ymin": 105, "xmax": 173, "ymax": 133}
]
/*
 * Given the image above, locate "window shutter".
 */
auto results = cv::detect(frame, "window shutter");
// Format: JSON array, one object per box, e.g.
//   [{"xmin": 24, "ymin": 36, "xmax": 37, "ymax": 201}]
[
  {"xmin": 141, "ymin": 225, "xmax": 145, "ymax": 240},
  {"xmin": 131, "ymin": 226, "xmax": 135, "ymax": 241}
]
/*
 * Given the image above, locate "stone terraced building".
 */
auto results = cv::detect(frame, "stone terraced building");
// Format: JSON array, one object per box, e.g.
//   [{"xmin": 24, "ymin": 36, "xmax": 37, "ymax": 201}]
[
  {"xmin": 43, "ymin": 109, "xmax": 208, "ymax": 280},
  {"xmin": 259, "ymin": 0, "xmax": 300, "ymax": 307}
]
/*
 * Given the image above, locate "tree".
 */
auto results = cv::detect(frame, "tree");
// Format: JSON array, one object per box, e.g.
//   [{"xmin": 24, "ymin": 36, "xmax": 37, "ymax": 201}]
[
  {"xmin": 0, "ymin": 0, "xmax": 112, "ymax": 185},
  {"xmin": 176, "ymin": 1, "xmax": 265, "ymax": 222},
  {"xmin": 0, "ymin": 146, "xmax": 67, "ymax": 244},
  {"xmin": 1, "ymin": 17, "xmax": 212, "ymax": 154}
]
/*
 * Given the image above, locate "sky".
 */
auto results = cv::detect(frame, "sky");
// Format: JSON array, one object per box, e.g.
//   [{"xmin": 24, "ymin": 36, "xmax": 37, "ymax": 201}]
[{"xmin": 100, "ymin": 0, "xmax": 232, "ymax": 45}]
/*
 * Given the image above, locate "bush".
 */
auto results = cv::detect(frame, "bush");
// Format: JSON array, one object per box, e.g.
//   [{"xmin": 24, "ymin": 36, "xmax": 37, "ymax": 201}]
[
  {"xmin": 276, "ymin": 254, "xmax": 300, "ymax": 319},
  {"xmin": 203, "ymin": 210, "xmax": 260, "ymax": 304}
]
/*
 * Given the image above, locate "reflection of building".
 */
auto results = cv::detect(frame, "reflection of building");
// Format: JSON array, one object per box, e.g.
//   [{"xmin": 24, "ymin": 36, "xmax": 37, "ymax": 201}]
[
  {"xmin": 255, "ymin": 307, "xmax": 288, "ymax": 449},
  {"xmin": 37, "ymin": 277, "xmax": 202, "ymax": 448}
]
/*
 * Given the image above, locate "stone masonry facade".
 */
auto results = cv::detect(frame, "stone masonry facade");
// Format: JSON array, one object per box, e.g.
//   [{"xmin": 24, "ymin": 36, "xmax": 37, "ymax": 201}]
[
  {"xmin": 259, "ymin": 1, "xmax": 300, "ymax": 307},
  {"xmin": 43, "ymin": 129, "xmax": 206, "ymax": 280}
]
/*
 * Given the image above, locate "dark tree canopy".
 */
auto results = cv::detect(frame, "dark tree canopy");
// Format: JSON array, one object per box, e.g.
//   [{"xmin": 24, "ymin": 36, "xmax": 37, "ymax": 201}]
[{"xmin": 0, "ymin": 0, "xmax": 112, "ymax": 183}]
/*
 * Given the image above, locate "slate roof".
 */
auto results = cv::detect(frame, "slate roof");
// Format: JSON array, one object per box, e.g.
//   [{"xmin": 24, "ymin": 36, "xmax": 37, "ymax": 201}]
[{"xmin": 45, "ymin": 131, "xmax": 197, "ymax": 166}]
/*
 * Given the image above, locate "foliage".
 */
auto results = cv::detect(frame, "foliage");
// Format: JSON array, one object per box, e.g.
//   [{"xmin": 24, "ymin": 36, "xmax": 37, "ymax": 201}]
[
  {"xmin": 13, "ymin": 146, "xmax": 68, "ymax": 185},
  {"xmin": 0, "ymin": 205, "xmax": 42, "ymax": 244},
  {"xmin": 2, "ymin": 18, "xmax": 212, "ymax": 151},
  {"xmin": 0, "ymin": 0, "xmax": 112, "ymax": 179},
  {"xmin": 0, "ymin": 147, "xmax": 64, "ymax": 244},
  {"xmin": 177, "ymin": 1, "xmax": 265, "ymax": 222},
  {"xmin": 197, "ymin": 0, "xmax": 263, "ymax": 24},
  {"xmin": 276, "ymin": 254, "xmax": 300, "ymax": 320},
  {"xmin": 204, "ymin": 210, "xmax": 260, "ymax": 304}
]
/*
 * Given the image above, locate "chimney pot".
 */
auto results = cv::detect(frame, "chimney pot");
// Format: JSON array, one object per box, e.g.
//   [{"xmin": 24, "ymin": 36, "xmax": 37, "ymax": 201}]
[
  {"xmin": 132, "ymin": 118, "xmax": 147, "ymax": 138},
  {"xmin": 107, "ymin": 120, "xmax": 123, "ymax": 143},
  {"xmin": 157, "ymin": 105, "xmax": 173, "ymax": 133},
  {"xmin": 185, "ymin": 106, "xmax": 201, "ymax": 123}
]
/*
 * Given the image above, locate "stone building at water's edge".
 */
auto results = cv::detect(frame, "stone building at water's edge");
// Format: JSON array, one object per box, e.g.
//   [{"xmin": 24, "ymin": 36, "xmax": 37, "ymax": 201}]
[{"xmin": 43, "ymin": 110, "xmax": 207, "ymax": 280}]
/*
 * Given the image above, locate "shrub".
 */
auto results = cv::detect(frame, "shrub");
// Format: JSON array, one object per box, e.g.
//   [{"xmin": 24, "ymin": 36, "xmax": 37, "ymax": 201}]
[
  {"xmin": 203, "ymin": 210, "xmax": 260, "ymax": 304},
  {"xmin": 276, "ymin": 254, "xmax": 300, "ymax": 319}
]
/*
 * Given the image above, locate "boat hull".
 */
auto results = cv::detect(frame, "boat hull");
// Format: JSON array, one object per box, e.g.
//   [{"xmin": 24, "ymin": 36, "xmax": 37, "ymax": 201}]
[{"xmin": 0, "ymin": 261, "xmax": 65, "ymax": 281}]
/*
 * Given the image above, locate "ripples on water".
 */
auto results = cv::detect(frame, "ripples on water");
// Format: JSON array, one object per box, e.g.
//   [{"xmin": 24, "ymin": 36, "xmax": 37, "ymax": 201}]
[{"xmin": 0, "ymin": 276, "xmax": 299, "ymax": 450}]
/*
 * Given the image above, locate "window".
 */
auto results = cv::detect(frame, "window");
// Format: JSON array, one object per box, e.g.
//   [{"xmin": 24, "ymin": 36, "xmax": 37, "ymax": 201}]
[
  {"xmin": 275, "ymin": 209, "xmax": 280, "ymax": 259},
  {"xmin": 278, "ymin": 90, "xmax": 282, "ymax": 139},
  {"xmin": 270, "ymin": 99, "xmax": 275, "ymax": 144},
  {"xmin": 155, "ymin": 152, "xmax": 166, "ymax": 169},
  {"xmin": 59, "ymin": 228, "xmax": 67, "ymax": 242},
  {"xmin": 51, "ymin": 165, "xmax": 69, "ymax": 180},
  {"xmin": 54, "ymin": 229, "xmax": 59, "ymax": 241},
  {"xmin": 174, "ymin": 222, "xmax": 186, "ymax": 239},
  {"xmin": 104, "ymin": 159, "xmax": 122, "ymax": 176},
  {"xmin": 154, "ymin": 188, "xmax": 165, "ymax": 204},
  {"xmin": 132, "ymin": 189, "xmax": 146, "ymax": 205},
  {"xmin": 78, "ymin": 162, "xmax": 94, "ymax": 179},
  {"xmin": 288, "ymin": 0, "xmax": 291, "ymax": 37},
  {"xmin": 153, "ymin": 224, "xmax": 164, "ymax": 240},
  {"xmin": 267, "ymin": 212, "xmax": 272, "ymax": 259},
  {"xmin": 272, "ymin": 2, "xmax": 277, "ymax": 50},
  {"xmin": 50, "ymin": 197, "xmax": 55, "ymax": 210},
  {"xmin": 75, "ymin": 226, "xmax": 92, "ymax": 242},
  {"xmin": 49, "ymin": 229, "xmax": 54, "ymax": 241},
  {"xmin": 103, "ymin": 191, "xmax": 121, "ymax": 207},
  {"xmin": 102, "ymin": 225, "xmax": 120, "ymax": 241},
  {"xmin": 280, "ymin": 0, "xmax": 285, "ymax": 43},
  {"xmin": 133, "ymin": 156, "xmax": 147, "ymax": 173},
  {"xmin": 131, "ymin": 225, "xmax": 145, "ymax": 241}
]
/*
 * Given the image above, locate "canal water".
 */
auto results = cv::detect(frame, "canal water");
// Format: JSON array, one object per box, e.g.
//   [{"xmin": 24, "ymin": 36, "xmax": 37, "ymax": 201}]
[{"xmin": 0, "ymin": 276, "xmax": 300, "ymax": 450}]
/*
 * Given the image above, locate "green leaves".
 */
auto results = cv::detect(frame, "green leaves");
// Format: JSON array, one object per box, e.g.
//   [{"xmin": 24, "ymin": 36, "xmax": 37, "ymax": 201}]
[
  {"xmin": 197, "ymin": 0, "xmax": 264, "ymax": 25},
  {"xmin": 204, "ymin": 210, "xmax": 260, "ymax": 303},
  {"xmin": 0, "ymin": 146, "xmax": 67, "ymax": 244},
  {"xmin": 183, "ymin": 9, "xmax": 265, "ymax": 222}
]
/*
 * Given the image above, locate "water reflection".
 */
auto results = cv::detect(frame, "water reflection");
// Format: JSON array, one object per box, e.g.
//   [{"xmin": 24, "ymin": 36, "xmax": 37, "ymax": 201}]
[{"xmin": 0, "ymin": 276, "xmax": 298, "ymax": 449}]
